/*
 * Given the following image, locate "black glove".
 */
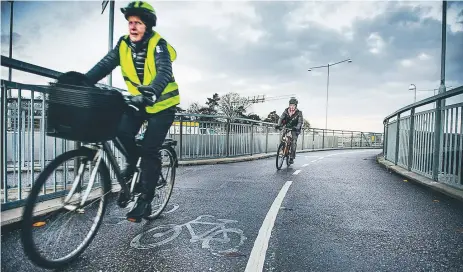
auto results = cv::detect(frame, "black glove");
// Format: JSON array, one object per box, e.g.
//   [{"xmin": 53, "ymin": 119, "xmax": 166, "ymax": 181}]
[
  {"xmin": 56, "ymin": 71, "xmax": 94, "ymax": 87},
  {"xmin": 137, "ymin": 85, "xmax": 158, "ymax": 100},
  {"xmin": 130, "ymin": 95, "xmax": 153, "ymax": 108}
]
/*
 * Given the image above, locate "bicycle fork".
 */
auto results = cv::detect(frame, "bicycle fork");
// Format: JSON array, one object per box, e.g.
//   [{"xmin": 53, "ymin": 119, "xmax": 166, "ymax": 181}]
[
  {"xmin": 63, "ymin": 149, "xmax": 103, "ymax": 212},
  {"xmin": 129, "ymin": 157, "xmax": 143, "ymax": 195}
]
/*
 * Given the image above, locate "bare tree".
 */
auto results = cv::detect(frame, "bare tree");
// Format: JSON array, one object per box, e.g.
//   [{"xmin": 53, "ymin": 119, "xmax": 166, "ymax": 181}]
[
  {"xmin": 218, "ymin": 92, "xmax": 252, "ymax": 119},
  {"xmin": 186, "ymin": 102, "xmax": 202, "ymax": 114}
]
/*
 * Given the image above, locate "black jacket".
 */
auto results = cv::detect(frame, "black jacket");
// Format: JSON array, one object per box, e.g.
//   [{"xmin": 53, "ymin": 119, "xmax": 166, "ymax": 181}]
[
  {"xmin": 278, "ymin": 108, "xmax": 303, "ymax": 131},
  {"xmin": 85, "ymin": 31, "xmax": 173, "ymax": 99}
]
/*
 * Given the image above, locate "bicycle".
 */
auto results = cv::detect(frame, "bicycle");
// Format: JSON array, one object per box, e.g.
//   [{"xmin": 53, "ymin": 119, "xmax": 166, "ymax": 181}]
[
  {"xmin": 276, "ymin": 127, "xmax": 294, "ymax": 170},
  {"xmin": 20, "ymin": 83, "xmax": 178, "ymax": 269}
]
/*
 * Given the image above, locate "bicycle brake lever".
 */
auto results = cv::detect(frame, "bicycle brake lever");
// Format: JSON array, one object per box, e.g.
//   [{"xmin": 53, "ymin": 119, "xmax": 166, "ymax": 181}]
[{"xmin": 128, "ymin": 104, "xmax": 140, "ymax": 111}]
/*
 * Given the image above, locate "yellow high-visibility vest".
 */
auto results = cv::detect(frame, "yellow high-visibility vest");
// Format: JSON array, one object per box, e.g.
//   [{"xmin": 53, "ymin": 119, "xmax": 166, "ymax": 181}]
[{"xmin": 119, "ymin": 32, "xmax": 179, "ymax": 114}]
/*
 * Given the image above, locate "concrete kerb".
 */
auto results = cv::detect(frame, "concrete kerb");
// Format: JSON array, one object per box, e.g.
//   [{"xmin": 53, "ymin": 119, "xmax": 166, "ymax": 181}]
[
  {"xmin": 376, "ymin": 155, "xmax": 463, "ymax": 202},
  {"xmin": 1, "ymin": 147, "xmax": 381, "ymax": 228}
]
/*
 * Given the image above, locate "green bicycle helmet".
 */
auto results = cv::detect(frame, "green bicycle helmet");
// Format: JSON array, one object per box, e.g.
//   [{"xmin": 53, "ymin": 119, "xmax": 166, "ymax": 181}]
[
  {"xmin": 289, "ymin": 97, "xmax": 298, "ymax": 106},
  {"xmin": 121, "ymin": 1, "xmax": 157, "ymax": 27}
]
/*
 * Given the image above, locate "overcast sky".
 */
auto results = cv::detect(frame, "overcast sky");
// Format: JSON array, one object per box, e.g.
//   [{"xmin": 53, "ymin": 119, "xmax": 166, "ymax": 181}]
[{"xmin": 1, "ymin": 0, "xmax": 462, "ymax": 132}]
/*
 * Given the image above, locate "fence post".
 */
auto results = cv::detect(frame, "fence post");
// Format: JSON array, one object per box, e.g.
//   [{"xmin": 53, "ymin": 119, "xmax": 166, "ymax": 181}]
[
  {"xmin": 351, "ymin": 131, "xmax": 353, "ymax": 149},
  {"xmin": 226, "ymin": 119, "xmax": 230, "ymax": 157},
  {"xmin": 1, "ymin": 84, "xmax": 5, "ymax": 191},
  {"xmin": 301, "ymin": 129, "xmax": 305, "ymax": 150},
  {"xmin": 265, "ymin": 126, "xmax": 269, "ymax": 154},
  {"xmin": 250, "ymin": 123, "xmax": 254, "ymax": 156},
  {"xmin": 360, "ymin": 132, "xmax": 363, "ymax": 148},
  {"xmin": 332, "ymin": 130, "xmax": 335, "ymax": 148},
  {"xmin": 407, "ymin": 108, "xmax": 415, "ymax": 170},
  {"xmin": 179, "ymin": 115, "xmax": 183, "ymax": 160},
  {"xmin": 312, "ymin": 129, "xmax": 315, "ymax": 150},
  {"xmin": 395, "ymin": 113, "xmax": 401, "ymax": 165},
  {"xmin": 383, "ymin": 123, "xmax": 388, "ymax": 158},
  {"xmin": 322, "ymin": 129, "xmax": 325, "ymax": 149},
  {"xmin": 433, "ymin": 99, "xmax": 444, "ymax": 181}
]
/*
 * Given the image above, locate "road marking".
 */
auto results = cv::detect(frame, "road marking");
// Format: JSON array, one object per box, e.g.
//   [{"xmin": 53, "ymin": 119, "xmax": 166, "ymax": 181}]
[
  {"xmin": 293, "ymin": 170, "xmax": 301, "ymax": 175},
  {"xmin": 131, "ymin": 215, "xmax": 246, "ymax": 256},
  {"xmin": 302, "ymin": 164, "xmax": 309, "ymax": 167},
  {"xmin": 245, "ymin": 181, "xmax": 293, "ymax": 272}
]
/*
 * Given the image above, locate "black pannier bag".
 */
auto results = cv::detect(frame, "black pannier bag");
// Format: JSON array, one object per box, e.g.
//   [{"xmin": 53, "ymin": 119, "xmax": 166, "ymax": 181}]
[{"xmin": 46, "ymin": 84, "xmax": 126, "ymax": 143}]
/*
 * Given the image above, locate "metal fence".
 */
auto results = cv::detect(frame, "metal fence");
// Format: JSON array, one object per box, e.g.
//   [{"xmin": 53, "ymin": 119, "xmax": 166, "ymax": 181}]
[
  {"xmin": 383, "ymin": 86, "xmax": 463, "ymax": 190},
  {"xmin": 0, "ymin": 56, "xmax": 383, "ymax": 210}
]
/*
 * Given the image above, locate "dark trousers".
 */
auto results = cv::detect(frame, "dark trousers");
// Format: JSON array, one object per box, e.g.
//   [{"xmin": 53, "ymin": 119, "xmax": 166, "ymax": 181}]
[
  {"xmin": 115, "ymin": 107, "xmax": 175, "ymax": 200},
  {"xmin": 291, "ymin": 131, "xmax": 298, "ymax": 159}
]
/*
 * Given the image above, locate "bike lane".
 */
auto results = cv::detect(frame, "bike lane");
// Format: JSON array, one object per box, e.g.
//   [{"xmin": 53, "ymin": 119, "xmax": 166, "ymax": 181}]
[
  {"xmin": 261, "ymin": 150, "xmax": 463, "ymax": 272},
  {"xmin": 2, "ymin": 152, "xmax": 302, "ymax": 271}
]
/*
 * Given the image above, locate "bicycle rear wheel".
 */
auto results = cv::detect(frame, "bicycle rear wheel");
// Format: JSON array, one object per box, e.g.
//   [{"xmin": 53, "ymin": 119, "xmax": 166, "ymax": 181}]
[
  {"xmin": 145, "ymin": 145, "xmax": 176, "ymax": 220},
  {"xmin": 21, "ymin": 147, "xmax": 111, "ymax": 269}
]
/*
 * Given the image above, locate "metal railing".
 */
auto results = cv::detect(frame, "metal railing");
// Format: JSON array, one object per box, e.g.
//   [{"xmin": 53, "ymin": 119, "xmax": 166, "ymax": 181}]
[
  {"xmin": 1, "ymin": 56, "xmax": 383, "ymax": 210},
  {"xmin": 383, "ymin": 86, "xmax": 463, "ymax": 190}
]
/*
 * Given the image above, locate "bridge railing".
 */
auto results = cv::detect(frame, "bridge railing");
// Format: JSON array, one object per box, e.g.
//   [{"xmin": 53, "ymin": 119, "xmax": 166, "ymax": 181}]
[
  {"xmin": 383, "ymin": 86, "xmax": 463, "ymax": 190},
  {"xmin": 1, "ymin": 56, "xmax": 383, "ymax": 210}
]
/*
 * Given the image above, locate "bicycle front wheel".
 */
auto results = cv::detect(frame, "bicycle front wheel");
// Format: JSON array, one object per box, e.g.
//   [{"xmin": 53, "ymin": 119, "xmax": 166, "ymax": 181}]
[
  {"xmin": 276, "ymin": 142, "xmax": 285, "ymax": 170},
  {"xmin": 21, "ymin": 147, "xmax": 111, "ymax": 269},
  {"xmin": 145, "ymin": 145, "xmax": 176, "ymax": 220}
]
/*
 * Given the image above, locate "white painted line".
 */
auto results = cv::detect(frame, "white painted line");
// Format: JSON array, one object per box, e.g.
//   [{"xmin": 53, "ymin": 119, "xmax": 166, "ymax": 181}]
[
  {"xmin": 245, "ymin": 181, "xmax": 293, "ymax": 272},
  {"xmin": 302, "ymin": 164, "xmax": 309, "ymax": 167},
  {"xmin": 293, "ymin": 170, "xmax": 301, "ymax": 175}
]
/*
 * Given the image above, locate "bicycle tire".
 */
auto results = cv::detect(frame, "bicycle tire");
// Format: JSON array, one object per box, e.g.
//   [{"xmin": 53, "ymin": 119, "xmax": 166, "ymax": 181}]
[
  {"xmin": 130, "ymin": 224, "xmax": 182, "ymax": 249},
  {"xmin": 21, "ymin": 147, "xmax": 111, "ymax": 269},
  {"xmin": 276, "ymin": 142, "xmax": 285, "ymax": 170},
  {"xmin": 286, "ymin": 143, "xmax": 291, "ymax": 166},
  {"xmin": 145, "ymin": 145, "xmax": 176, "ymax": 220}
]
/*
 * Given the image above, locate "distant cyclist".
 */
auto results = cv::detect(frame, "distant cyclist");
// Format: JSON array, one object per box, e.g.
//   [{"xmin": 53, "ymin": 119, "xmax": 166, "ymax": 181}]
[{"xmin": 275, "ymin": 97, "xmax": 303, "ymax": 164}]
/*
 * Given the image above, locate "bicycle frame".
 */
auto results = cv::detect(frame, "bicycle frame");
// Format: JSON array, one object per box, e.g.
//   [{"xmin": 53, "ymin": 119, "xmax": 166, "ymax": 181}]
[{"xmin": 280, "ymin": 128, "xmax": 293, "ymax": 156}]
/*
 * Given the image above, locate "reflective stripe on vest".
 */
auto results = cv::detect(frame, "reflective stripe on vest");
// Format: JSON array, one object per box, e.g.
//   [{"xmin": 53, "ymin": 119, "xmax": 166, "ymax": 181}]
[{"xmin": 119, "ymin": 32, "xmax": 180, "ymax": 114}]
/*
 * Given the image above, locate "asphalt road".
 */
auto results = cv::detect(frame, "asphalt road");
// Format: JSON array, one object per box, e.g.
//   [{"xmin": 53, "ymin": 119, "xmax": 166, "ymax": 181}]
[{"xmin": 2, "ymin": 149, "xmax": 463, "ymax": 272}]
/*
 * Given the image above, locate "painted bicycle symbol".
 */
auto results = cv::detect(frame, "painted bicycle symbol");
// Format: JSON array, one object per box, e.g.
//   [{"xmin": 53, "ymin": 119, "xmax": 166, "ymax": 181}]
[{"xmin": 130, "ymin": 215, "xmax": 247, "ymax": 256}]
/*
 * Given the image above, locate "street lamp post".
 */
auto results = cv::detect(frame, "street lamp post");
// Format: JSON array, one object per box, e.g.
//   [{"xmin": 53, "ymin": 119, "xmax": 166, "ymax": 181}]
[
  {"xmin": 409, "ymin": 84, "xmax": 416, "ymax": 103},
  {"xmin": 308, "ymin": 58, "xmax": 352, "ymax": 130},
  {"xmin": 433, "ymin": 0, "xmax": 447, "ymax": 181},
  {"xmin": 8, "ymin": 0, "xmax": 14, "ymax": 97}
]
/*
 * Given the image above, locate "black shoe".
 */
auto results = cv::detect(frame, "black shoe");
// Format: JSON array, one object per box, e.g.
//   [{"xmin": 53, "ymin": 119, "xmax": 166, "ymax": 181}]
[
  {"xmin": 289, "ymin": 158, "xmax": 294, "ymax": 164},
  {"xmin": 126, "ymin": 196, "xmax": 152, "ymax": 223}
]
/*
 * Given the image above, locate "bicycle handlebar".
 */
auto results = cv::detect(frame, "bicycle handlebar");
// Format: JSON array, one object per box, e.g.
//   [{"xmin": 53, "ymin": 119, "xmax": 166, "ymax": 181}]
[{"xmin": 97, "ymin": 85, "xmax": 141, "ymax": 112}]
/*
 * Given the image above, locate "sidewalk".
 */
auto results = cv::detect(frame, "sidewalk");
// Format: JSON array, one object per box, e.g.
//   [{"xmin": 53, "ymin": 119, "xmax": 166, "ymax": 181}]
[{"xmin": 376, "ymin": 155, "xmax": 463, "ymax": 202}]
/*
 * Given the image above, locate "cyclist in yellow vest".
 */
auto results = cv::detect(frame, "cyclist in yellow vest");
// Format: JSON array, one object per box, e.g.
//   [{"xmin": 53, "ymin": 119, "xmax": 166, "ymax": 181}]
[{"xmin": 84, "ymin": 1, "xmax": 179, "ymax": 221}]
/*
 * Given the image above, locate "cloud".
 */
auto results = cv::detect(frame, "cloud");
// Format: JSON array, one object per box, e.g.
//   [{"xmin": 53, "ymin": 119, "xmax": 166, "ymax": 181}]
[
  {"xmin": 1, "ymin": 1, "xmax": 462, "ymax": 133},
  {"xmin": 0, "ymin": 32, "xmax": 24, "ymax": 55},
  {"xmin": 367, "ymin": 33, "xmax": 386, "ymax": 54}
]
